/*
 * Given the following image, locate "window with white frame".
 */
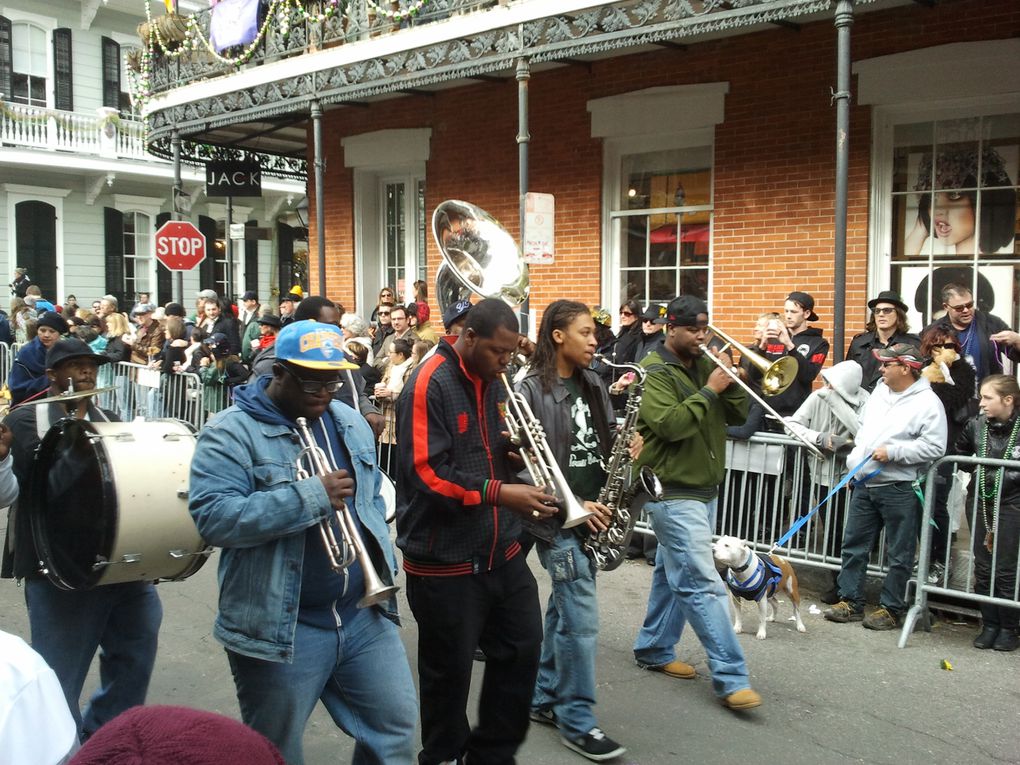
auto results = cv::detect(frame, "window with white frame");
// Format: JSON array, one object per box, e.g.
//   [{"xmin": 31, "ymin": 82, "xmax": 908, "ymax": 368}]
[
  {"xmin": 611, "ymin": 145, "xmax": 713, "ymax": 309},
  {"xmin": 11, "ymin": 22, "xmax": 46, "ymax": 107},
  {"xmin": 887, "ymin": 112, "xmax": 1020, "ymax": 330},
  {"xmin": 382, "ymin": 176, "xmax": 426, "ymax": 301},
  {"xmin": 123, "ymin": 212, "xmax": 152, "ymax": 299}
]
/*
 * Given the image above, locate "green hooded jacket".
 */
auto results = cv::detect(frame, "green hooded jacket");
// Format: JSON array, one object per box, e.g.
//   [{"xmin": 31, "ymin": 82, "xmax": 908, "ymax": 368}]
[{"xmin": 636, "ymin": 343, "xmax": 748, "ymax": 500}]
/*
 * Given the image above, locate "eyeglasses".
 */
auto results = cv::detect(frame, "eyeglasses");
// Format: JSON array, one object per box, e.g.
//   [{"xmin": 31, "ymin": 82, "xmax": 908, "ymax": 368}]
[
  {"xmin": 378, "ymin": 311, "xmax": 391, "ymax": 316},
  {"xmin": 880, "ymin": 360, "xmax": 904, "ymax": 369},
  {"xmin": 281, "ymin": 364, "xmax": 341, "ymax": 394},
  {"xmin": 620, "ymin": 309, "xmax": 634, "ymax": 317},
  {"xmin": 932, "ymin": 343, "xmax": 960, "ymax": 351},
  {"xmin": 873, "ymin": 307, "xmax": 897, "ymax": 316},
  {"xmin": 946, "ymin": 301, "xmax": 974, "ymax": 312}
]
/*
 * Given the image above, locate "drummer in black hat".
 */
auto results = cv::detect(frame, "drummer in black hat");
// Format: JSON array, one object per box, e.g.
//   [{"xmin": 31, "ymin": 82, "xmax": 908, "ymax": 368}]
[
  {"xmin": 847, "ymin": 290, "xmax": 920, "ymax": 392},
  {"xmin": 1, "ymin": 337, "xmax": 163, "ymax": 740}
]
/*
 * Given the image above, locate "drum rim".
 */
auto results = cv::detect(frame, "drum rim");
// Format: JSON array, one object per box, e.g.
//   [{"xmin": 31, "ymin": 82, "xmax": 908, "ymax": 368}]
[{"xmin": 30, "ymin": 418, "xmax": 117, "ymax": 590}]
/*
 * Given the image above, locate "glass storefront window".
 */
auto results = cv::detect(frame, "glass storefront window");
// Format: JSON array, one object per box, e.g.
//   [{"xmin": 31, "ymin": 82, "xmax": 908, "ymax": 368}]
[
  {"xmin": 889, "ymin": 113, "xmax": 1019, "ymax": 328},
  {"xmin": 613, "ymin": 146, "xmax": 712, "ymax": 309}
]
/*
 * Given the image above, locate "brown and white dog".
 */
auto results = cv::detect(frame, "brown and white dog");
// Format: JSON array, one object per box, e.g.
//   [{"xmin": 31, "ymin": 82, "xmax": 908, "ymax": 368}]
[{"xmin": 712, "ymin": 535, "xmax": 806, "ymax": 640}]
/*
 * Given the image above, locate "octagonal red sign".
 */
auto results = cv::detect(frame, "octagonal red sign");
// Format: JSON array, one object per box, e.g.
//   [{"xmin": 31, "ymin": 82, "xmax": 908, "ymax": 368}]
[{"xmin": 154, "ymin": 221, "xmax": 206, "ymax": 271}]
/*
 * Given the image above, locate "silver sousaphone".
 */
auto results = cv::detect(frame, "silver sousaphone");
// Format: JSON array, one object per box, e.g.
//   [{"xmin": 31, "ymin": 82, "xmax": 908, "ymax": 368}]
[{"xmin": 432, "ymin": 200, "xmax": 592, "ymax": 530}]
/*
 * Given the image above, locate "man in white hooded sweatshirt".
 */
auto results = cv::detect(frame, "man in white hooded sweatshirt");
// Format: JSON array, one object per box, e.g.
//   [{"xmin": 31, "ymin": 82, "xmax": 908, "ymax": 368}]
[{"xmin": 823, "ymin": 343, "xmax": 946, "ymax": 631}]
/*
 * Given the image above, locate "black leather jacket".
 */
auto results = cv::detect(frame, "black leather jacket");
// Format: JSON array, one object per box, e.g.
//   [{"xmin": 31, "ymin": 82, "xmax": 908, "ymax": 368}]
[{"xmin": 955, "ymin": 412, "xmax": 1020, "ymax": 508}]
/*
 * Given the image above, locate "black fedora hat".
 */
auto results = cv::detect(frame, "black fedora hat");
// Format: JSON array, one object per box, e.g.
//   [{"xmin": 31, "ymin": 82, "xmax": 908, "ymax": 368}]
[{"xmin": 867, "ymin": 290, "xmax": 908, "ymax": 313}]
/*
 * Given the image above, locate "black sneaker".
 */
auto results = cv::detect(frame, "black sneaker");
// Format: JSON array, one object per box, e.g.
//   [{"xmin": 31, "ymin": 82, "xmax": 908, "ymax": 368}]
[
  {"xmin": 529, "ymin": 707, "xmax": 557, "ymax": 727},
  {"xmin": 561, "ymin": 728, "xmax": 626, "ymax": 762}
]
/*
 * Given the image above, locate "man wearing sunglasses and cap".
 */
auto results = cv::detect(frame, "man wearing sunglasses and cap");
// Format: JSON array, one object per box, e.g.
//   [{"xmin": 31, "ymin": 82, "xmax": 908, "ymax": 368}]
[
  {"xmin": 189, "ymin": 321, "xmax": 416, "ymax": 765},
  {"xmin": 754, "ymin": 291, "xmax": 830, "ymax": 421},
  {"xmin": 2, "ymin": 338, "xmax": 163, "ymax": 742},
  {"xmin": 847, "ymin": 291, "xmax": 921, "ymax": 392}
]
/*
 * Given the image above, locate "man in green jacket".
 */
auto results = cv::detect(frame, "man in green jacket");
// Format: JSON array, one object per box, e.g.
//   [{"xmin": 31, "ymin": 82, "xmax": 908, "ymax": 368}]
[{"xmin": 632, "ymin": 295, "xmax": 762, "ymax": 711}]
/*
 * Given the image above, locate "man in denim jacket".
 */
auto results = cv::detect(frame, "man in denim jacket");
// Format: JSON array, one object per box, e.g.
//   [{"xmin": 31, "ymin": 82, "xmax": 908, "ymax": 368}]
[{"xmin": 189, "ymin": 321, "xmax": 416, "ymax": 765}]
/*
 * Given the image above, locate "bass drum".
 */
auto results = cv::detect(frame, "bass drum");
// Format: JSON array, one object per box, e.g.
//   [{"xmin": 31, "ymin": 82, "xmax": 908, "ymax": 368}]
[{"xmin": 30, "ymin": 418, "xmax": 209, "ymax": 590}]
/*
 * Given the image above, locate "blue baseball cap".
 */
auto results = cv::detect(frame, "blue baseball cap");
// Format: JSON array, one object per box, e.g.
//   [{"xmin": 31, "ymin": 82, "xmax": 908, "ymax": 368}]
[{"xmin": 275, "ymin": 321, "xmax": 357, "ymax": 370}]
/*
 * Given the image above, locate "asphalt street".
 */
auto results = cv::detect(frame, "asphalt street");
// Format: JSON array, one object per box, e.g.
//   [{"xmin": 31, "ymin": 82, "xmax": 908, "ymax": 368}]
[{"xmin": 1, "ymin": 525, "xmax": 1017, "ymax": 765}]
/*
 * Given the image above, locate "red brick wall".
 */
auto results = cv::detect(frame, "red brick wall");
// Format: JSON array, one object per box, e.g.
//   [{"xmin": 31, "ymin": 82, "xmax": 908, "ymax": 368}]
[{"xmin": 308, "ymin": 0, "xmax": 1019, "ymax": 351}]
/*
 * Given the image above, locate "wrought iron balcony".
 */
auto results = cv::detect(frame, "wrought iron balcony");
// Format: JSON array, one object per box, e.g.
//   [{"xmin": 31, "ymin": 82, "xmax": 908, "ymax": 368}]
[{"xmin": 144, "ymin": 0, "xmax": 511, "ymax": 95}]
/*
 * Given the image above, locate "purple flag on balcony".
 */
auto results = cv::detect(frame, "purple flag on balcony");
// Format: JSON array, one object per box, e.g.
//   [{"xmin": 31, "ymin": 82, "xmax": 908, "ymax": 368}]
[{"xmin": 209, "ymin": 0, "xmax": 260, "ymax": 53}]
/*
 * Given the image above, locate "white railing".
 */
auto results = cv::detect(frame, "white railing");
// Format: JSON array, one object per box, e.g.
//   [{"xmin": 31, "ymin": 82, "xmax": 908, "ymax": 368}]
[{"xmin": 0, "ymin": 101, "xmax": 148, "ymax": 160}]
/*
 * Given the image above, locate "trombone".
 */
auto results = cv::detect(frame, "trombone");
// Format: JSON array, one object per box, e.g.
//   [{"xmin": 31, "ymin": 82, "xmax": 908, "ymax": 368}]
[
  {"xmin": 700, "ymin": 326, "xmax": 825, "ymax": 459},
  {"xmin": 294, "ymin": 417, "xmax": 400, "ymax": 608}
]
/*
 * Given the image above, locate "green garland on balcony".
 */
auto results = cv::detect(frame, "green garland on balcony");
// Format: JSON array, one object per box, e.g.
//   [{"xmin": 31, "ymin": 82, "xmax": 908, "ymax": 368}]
[{"xmin": 135, "ymin": 0, "xmax": 434, "ymax": 112}]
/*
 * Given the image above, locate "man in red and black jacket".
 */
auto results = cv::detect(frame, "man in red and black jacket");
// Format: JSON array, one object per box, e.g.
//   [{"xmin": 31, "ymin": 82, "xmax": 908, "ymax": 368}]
[{"xmin": 395, "ymin": 298, "xmax": 556, "ymax": 765}]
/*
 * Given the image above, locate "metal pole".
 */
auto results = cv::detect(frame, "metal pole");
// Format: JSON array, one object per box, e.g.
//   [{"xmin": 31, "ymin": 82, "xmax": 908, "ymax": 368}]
[
  {"xmin": 832, "ymin": 0, "xmax": 854, "ymax": 362},
  {"xmin": 311, "ymin": 100, "xmax": 327, "ymax": 297},
  {"xmin": 226, "ymin": 195, "xmax": 233, "ymax": 300},
  {"xmin": 516, "ymin": 55, "xmax": 530, "ymax": 335},
  {"xmin": 171, "ymin": 129, "xmax": 183, "ymax": 304}
]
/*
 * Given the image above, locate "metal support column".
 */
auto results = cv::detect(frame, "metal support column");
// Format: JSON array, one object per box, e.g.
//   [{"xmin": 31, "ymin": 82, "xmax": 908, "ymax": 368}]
[
  {"xmin": 516, "ymin": 55, "xmax": 531, "ymax": 335},
  {"xmin": 832, "ymin": 0, "xmax": 854, "ymax": 362},
  {"xmin": 311, "ymin": 99, "xmax": 327, "ymax": 297},
  {"xmin": 171, "ymin": 129, "xmax": 183, "ymax": 304},
  {"xmin": 225, "ymin": 195, "xmax": 233, "ymax": 299}
]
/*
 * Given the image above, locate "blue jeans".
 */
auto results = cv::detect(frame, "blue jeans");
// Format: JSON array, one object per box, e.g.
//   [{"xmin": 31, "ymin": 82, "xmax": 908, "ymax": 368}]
[
  {"xmin": 532, "ymin": 530, "xmax": 599, "ymax": 738},
  {"xmin": 25, "ymin": 578, "xmax": 162, "ymax": 739},
  {"xmin": 633, "ymin": 498, "xmax": 750, "ymax": 697},
  {"xmin": 836, "ymin": 481, "xmax": 920, "ymax": 614},
  {"xmin": 227, "ymin": 608, "xmax": 417, "ymax": 765}
]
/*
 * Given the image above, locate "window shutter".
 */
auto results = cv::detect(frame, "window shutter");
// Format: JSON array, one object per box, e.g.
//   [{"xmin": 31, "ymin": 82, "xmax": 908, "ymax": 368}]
[
  {"xmin": 156, "ymin": 213, "xmax": 172, "ymax": 302},
  {"xmin": 198, "ymin": 215, "xmax": 217, "ymax": 292},
  {"xmin": 101, "ymin": 37, "xmax": 120, "ymax": 110},
  {"xmin": 52, "ymin": 28, "xmax": 73, "ymax": 111},
  {"xmin": 245, "ymin": 221, "xmax": 258, "ymax": 292},
  {"xmin": 104, "ymin": 207, "xmax": 125, "ymax": 307},
  {"xmin": 0, "ymin": 17, "xmax": 13, "ymax": 101}
]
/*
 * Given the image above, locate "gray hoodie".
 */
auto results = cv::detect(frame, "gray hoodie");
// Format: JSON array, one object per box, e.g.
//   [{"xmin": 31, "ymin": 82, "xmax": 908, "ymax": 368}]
[
  {"xmin": 785, "ymin": 360, "xmax": 870, "ymax": 485},
  {"xmin": 846, "ymin": 375, "xmax": 947, "ymax": 485}
]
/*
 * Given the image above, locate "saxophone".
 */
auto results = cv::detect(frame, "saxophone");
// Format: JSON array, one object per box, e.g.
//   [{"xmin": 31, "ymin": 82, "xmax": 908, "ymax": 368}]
[{"xmin": 583, "ymin": 354, "xmax": 663, "ymax": 571}]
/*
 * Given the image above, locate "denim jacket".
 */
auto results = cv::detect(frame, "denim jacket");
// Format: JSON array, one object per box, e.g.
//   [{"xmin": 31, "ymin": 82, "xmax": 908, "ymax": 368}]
[{"xmin": 189, "ymin": 400, "xmax": 399, "ymax": 663}]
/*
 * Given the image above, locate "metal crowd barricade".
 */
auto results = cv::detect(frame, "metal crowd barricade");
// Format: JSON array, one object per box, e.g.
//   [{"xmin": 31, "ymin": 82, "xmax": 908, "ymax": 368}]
[
  {"xmin": 899, "ymin": 454, "xmax": 1020, "ymax": 648},
  {"xmin": 633, "ymin": 431, "xmax": 892, "ymax": 580},
  {"xmin": 0, "ymin": 342, "xmax": 24, "ymax": 388}
]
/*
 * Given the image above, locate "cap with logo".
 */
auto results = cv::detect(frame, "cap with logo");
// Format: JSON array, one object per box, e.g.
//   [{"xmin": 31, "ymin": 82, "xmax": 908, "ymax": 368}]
[
  {"xmin": 867, "ymin": 290, "xmax": 908, "ymax": 313},
  {"xmin": 442, "ymin": 299, "xmax": 472, "ymax": 331},
  {"xmin": 657, "ymin": 296, "xmax": 708, "ymax": 326},
  {"xmin": 275, "ymin": 321, "xmax": 357, "ymax": 370},
  {"xmin": 46, "ymin": 337, "xmax": 110, "ymax": 369},
  {"xmin": 872, "ymin": 342, "xmax": 923, "ymax": 370},
  {"xmin": 786, "ymin": 291, "xmax": 819, "ymax": 322}
]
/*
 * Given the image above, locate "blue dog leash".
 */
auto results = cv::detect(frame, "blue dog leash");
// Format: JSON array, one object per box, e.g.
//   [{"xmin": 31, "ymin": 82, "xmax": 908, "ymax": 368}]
[{"xmin": 769, "ymin": 457, "xmax": 880, "ymax": 554}]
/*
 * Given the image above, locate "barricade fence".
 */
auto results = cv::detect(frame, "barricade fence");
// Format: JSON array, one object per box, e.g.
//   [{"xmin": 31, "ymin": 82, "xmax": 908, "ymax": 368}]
[
  {"xmin": 899, "ymin": 454, "xmax": 1020, "ymax": 648},
  {"xmin": 634, "ymin": 432, "xmax": 894, "ymax": 581}
]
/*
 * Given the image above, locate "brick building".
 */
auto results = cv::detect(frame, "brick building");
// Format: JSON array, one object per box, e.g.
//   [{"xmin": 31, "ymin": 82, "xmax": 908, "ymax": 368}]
[{"xmin": 144, "ymin": 0, "xmax": 1018, "ymax": 350}]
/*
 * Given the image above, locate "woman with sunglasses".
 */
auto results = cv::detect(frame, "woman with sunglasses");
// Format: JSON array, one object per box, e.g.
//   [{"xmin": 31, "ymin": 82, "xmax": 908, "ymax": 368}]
[
  {"xmin": 917, "ymin": 325, "xmax": 975, "ymax": 585},
  {"xmin": 370, "ymin": 286, "xmax": 397, "ymax": 324},
  {"xmin": 847, "ymin": 290, "xmax": 920, "ymax": 392}
]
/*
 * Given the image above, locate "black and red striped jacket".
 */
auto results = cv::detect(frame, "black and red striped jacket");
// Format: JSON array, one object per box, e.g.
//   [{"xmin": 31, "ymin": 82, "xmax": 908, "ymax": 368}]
[{"xmin": 394, "ymin": 340, "xmax": 522, "ymax": 576}]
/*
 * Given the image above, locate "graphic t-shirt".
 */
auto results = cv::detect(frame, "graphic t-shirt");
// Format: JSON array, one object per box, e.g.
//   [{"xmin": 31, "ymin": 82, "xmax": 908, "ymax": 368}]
[{"xmin": 562, "ymin": 375, "xmax": 606, "ymax": 502}]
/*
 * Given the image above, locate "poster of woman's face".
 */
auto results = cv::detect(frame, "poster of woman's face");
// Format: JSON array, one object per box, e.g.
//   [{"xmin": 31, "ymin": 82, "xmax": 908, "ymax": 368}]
[{"xmin": 901, "ymin": 144, "xmax": 1018, "ymax": 257}]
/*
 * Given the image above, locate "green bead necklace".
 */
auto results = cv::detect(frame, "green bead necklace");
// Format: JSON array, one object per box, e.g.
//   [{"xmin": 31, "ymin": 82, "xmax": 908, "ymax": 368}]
[{"xmin": 976, "ymin": 413, "xmax": 1020, "ymax": 551}]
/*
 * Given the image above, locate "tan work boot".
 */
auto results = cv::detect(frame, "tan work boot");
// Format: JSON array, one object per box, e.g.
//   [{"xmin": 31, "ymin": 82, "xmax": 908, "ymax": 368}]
[
  {"xmin": 723, "ymin": 688, "xmax": 762, "ymax": 710},
  {"xmin": 640, "ymin": 659, "xmax": 696, "ymax": 679}
]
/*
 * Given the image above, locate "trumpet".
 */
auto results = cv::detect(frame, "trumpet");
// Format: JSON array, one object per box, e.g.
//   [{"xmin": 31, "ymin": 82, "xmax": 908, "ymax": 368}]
[
  {"xmin": 700, "ymin": 327, "xmax": 825, "ymax": 459},
  {"xmin": 294, "ymin": 417, "xmax": 400, "ymax": 608},
  {"xmin": 501, "ymin": 373, "xmax": 594, "ymax": 529}
]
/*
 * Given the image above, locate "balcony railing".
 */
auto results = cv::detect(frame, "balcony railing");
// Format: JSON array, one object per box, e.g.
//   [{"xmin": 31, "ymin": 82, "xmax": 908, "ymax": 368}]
[
  {"xmin": 0, "ymin": 102, "xmax": 148, "ymax": 160},
  {"xmin": 145, "ymin": 0, "xmax": 511, "ymax": 94}
]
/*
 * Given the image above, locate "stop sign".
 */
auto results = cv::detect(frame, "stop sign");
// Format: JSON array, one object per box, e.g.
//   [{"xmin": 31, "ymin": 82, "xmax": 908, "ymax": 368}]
[{"xmin": 154, "ymin": 221, "xmax": 206, "ymax": 271}]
